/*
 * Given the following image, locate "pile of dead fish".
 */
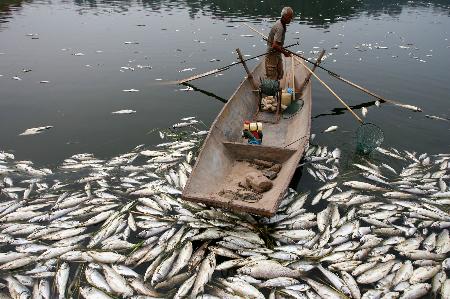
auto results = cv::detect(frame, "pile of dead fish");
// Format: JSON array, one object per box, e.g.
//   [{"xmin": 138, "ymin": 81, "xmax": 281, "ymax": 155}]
[{"xmin": 0, "ymin": 118, "xmax": 449, "ymax": 299}]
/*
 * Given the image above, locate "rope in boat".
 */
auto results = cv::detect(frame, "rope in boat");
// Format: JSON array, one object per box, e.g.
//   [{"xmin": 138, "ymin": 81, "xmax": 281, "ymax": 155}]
[{"xmin": 283, "ymin": 135, "xmax": 309, "ymax": 148}]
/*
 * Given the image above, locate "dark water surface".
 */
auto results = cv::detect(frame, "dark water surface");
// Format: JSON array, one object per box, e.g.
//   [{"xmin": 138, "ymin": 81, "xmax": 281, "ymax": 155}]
[{"xmin": 1, "ymin": 0, "xmax": 449, "ymax": 168}]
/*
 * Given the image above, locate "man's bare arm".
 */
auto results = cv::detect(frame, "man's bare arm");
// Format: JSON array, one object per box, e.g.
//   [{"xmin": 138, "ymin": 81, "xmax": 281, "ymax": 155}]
[{"xmin": 272, "ymin": 41, "xmax": 291, "ymax": 57}]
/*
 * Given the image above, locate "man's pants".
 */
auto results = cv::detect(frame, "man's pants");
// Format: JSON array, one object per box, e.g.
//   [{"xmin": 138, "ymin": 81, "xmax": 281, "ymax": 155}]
[{"xmin": 265, "ymin": 53, "xmax": 283, "ymax": 80}]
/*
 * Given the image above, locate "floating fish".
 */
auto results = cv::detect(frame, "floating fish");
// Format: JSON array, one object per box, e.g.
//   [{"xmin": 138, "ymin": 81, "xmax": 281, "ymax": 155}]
[
  {"xmin": 122, "ymin": 89, "xmax": 139, "ymax": 92},
  {"xmin": 425, "ymin": 115, "xmax": 449, "ymax": 121},
  {"xmin": 179, "ymin": 68, "xmax": 196, "ymax": 73},
  {"xmin": 192, "ymin": 130, "xmax": 208, "ymax": 136},
  {"xmin": 136, "ymin": 65, "xmax": 152, "ymax": 69},
  {"xmin": 19, "ymin": 126, "xmax": 53, "ymax": 136},
  {"xmin": 362, "ymin": 107, "xmax": 368, "ymax": 117},
  {"xmin": 112, "ymin": 110, "xmax": 136, "ymax": 114},
  {"xmin": 179, "ymin": 87, "xmax": 194, "ymax": 91},
  {"xmin": 323, "ymin": 125, "xmax": 338, "ymax": 133},
  {"xmin": 395, "ymin": 103, "xmax": 422, "ymax": 112},
  {"xmin": 173, "ymin": 122, "xmax": 192, "ymax": 128}
]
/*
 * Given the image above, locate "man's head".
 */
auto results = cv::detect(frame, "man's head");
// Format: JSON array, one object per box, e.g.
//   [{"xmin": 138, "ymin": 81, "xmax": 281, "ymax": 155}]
[{"xmin": 281, "ymin": 7, "xmax": 294, "ymax": 24}]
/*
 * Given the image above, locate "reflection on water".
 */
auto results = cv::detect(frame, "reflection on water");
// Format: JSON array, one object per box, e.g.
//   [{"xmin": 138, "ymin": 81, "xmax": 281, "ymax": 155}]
[
  {"xmin": 313, "ymin": 100, "xmax": 380, "ymax": 119},
  {"xmin": 2, "ymin": 0, "xmax": 450, "ymax": 26},
  {"xmin": 0, "ymin": 0, "xmax": 31, "ymax": 24},
  {"xmin": 182, "ymin": 82, "xmax": 227, "ymax": 104},
  {"xmin": 72, "ymin": 0, "xmax": 450, "ymax": 22}
]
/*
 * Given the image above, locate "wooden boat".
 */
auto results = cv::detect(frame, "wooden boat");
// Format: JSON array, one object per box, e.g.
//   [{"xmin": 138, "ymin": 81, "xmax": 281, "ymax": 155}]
[{"xmin": 182, "ymin": 57, "xmax": 312, "ymax": 216}]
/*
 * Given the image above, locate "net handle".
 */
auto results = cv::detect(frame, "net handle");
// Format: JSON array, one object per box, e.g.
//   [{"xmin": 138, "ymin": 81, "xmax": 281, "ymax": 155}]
[{"xmin": 292, "ymin": 57, "xmax": 363, "ymax": 124}]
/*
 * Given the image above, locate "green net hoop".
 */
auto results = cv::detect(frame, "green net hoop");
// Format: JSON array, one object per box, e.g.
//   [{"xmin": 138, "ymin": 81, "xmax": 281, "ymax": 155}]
[
  {"xmin": 356, "ymin": 123, "xmax": 384, "ymax": 155},
  {"xmin": 282, "ymin": 99, "xmax": 304, "ymax": 119},
  {"xmin": 260, "ymin": 79, "xmax": 280, "ymax": 96}
]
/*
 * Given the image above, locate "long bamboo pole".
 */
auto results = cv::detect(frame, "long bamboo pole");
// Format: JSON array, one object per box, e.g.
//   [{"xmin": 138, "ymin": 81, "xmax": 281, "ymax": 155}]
[
  {"xmin": 291, "ymin": 56, "xmax": 295, "ymax": 101},
  {"xmin": 243, "ymin": 23, "xmax": 422, "ymax": 112},
  {"xmin": 177, "ymin": 42, "xmax": 298, "ymax": 84},
  {"xmin": 295, "ymin": 56, "xmax": 363, "ymax": 123}
]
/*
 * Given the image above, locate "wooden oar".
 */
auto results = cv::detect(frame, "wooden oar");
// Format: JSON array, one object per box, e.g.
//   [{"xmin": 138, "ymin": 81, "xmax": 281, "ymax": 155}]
[
  {"xmin": 298, "ymin": 49, "xmax": 326, "ymax": 95},
  {"xmin": 236, "ymin": 48, "xmax": 258, "ymax": 90},
  {"xmin": 178, "ymin": 42, "xmax": 298, "ymax": 84},
  {"xmin": 243, "ymin": 23, "xmax": 422, "ymax": 112},
  {"xmin": 295, "ymin": 56, "xmax": 363, "ymax": 123}
]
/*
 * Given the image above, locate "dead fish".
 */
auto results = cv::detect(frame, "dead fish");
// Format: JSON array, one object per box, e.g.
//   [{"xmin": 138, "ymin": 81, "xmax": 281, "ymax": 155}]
[
  {"xmin": 426, "ymin": 115, "xmax": 449, "ymax": 121},
  {"xmin": 79, "ymin": 286, "xmax": 112, "ymax": 298},
  {"xmin": 237, "ymin": 260, "xmax": 306, "ymax": 279},
  {"xmin": 362, "ymin": 107, "xmax": 368, "ymax": 117},
  {"xmin": 112, "ymin": 110, "xmax": 136, "ymax": 114},
  {"xmin": 179, "ymin": 68, "xmax": 196, "ymax": 72},
  {"xmin": 323, "ymin": 126, "xmax": 338, "ymax": 133},
  {"xmin": 399, "ymin": 283, "xmax": 431, "ymax": 299},
  {"xmin": 190, "ymin": 252, "xmax": 216, "ymax": 298},
  {"xmin": 179, "ymin": 87, "xmax": 194, "ymax": 91},
  {"xmin": 19, "ymin": 126, "xmax": 53, "ymax": 136},
  {"xmin": 173, "ymin": 122, "xmax": 193, "ymax": 128},
  {"xmin": 395, "ymin": 103, "xmax": 422, "ymax": 112}
]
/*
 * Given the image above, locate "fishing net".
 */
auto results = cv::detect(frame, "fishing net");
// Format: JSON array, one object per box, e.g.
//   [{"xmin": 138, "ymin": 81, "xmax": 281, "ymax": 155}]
[
  {"xmin": 260, "ymin": 79, "xmax": 280, "ymax": 96},
  {"xmin": 282, "ymin": 99, "xmax": 304, "ymax": 119},
  {"xmin": 356, "ymin": 123, "xmax": 384, "ymax": 155}
]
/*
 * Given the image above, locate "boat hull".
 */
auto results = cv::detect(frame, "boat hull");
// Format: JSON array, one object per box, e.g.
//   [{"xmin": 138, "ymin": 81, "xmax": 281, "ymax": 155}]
[{"xmin": 182, "ymin": 58, "xmax": 312, "ymax": 216}]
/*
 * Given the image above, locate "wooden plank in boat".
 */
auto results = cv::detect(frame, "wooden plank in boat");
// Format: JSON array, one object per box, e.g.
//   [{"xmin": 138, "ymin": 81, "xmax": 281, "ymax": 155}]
[{"xmin": 222, "ymin": 141, "xmax": 296, "ymax": 162}]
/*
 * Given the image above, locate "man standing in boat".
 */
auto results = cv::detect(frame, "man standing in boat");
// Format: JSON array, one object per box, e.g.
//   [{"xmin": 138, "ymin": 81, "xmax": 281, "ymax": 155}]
[{"xmin": 266, "ymin": 7, "xmax": 294, "ymax": 80}]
